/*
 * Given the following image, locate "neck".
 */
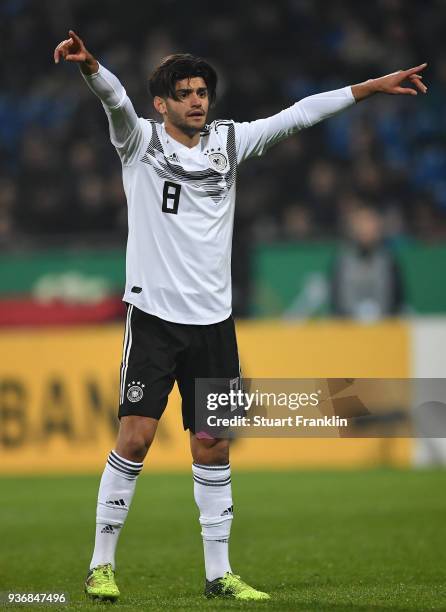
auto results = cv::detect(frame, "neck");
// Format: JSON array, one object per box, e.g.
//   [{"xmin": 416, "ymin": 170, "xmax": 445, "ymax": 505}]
[{"xmin": 164, "ymin": 121, "xmax": 201, "ymax": 148}]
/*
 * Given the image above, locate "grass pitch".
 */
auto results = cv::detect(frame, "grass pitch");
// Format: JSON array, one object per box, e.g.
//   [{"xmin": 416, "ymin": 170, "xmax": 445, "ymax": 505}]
[{"xmin": 2, "ymin": 470, "xmax": 446, "ymax": 611}]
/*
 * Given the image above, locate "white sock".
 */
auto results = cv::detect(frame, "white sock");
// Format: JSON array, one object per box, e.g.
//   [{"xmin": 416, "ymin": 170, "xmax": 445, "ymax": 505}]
[
  {"xmin": 90, "ymin": 450, "xmax": 143, "ymax": 570},
  {"xmin": 192, "ymin": 462, "xmax": 233, "ymax": 581}
]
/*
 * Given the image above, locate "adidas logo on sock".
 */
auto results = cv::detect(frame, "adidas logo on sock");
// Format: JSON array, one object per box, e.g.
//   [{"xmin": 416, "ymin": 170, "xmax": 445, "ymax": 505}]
[
  {"xmin": 101, "ymin": 525, "xmax": 115, "ymax": 534},
  {"xmin": 221, "ymin": 505, "xmax": 233, "ymax": 516},
  {"xmin": 106, "ymin": 498, "xmax": 126, "ymax": 506}
]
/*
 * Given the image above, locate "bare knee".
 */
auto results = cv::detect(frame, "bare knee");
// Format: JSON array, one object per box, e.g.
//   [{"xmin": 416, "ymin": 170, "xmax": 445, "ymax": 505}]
[
  {"xmin": 191, "ymin": 436, "xmax": 229, "ymax": 465},
  {"xmin": 115, "ymin": 416, "xmax": 158, "ymax": 463},
  {"xmin": 117, "ymin": 434, "xmax": 150, "ymax": 462}
]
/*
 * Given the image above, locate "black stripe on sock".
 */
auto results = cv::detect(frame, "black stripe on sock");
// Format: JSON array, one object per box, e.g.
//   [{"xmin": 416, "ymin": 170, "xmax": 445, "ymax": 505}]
[
  {"xmin": 108, "ymin": 454, "xmax": 140, "ymax": 473},
  {"xmin": 109, "ymin": 452, "xmax": 142, "ymax": 472},
  {"xmin": 193, "ymin": 476, "xmax": 231, "ymax": 487},
  {"xmin": 108, "ymin": 454, "xmax": 142, "ymax": 474},
  {"xmin": 107, "ymin": 458, "xmax": 140, "ymax": 478},
  {"xmin": 110, "ymin": 451, "xmax": 143, "ymax": 472},
  {"xmin": 193, "ymin": 473, "xmax": 231, "ymax": 485},
  {"xmin": 106, "ymin": 460, "xmax": 138, "ymax": 480},
  {"xmin": 107, "ymin": 457, "xmax": 139, "ymax": 479}
]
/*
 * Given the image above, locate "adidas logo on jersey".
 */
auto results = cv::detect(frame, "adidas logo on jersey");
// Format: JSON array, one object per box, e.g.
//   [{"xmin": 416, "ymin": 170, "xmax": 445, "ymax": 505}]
[
  {"xmin": 106, "ymin": 498, "xmax": 126, "ymax": 507},
  {"xmin": 166, "ymin": 152, "xmax": 179, "ymax": 163},
  {"xmin": 101, "ymin": 525, "xmax": 115, "ymax": 534}
]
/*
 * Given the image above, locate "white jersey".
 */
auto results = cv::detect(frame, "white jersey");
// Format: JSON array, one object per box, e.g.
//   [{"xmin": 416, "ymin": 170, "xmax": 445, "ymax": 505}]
[{"xmin": 82, "ymin": 64, "xmax": 355, "ymax": 324}]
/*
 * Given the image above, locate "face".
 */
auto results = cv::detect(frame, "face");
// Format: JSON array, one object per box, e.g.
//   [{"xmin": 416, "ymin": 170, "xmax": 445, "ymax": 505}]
[
  {"xmin": 154, "ymin": 76, "xmax": 209, "ymax": 136},
  {"xmin": 350, "ymin": 208, "xmax": 382, "ymax": 247}
]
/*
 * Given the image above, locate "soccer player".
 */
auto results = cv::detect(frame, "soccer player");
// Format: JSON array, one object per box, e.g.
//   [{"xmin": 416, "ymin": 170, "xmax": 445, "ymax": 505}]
[{"xmin": 53, "ymin": 30, "xmax": 427, "ymax": 602}]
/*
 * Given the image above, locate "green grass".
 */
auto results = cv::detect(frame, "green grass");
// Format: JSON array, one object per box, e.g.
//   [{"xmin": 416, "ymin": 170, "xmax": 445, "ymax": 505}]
[{"xmin": 2, "ymin": 470, "xmax": 446, "ymax": 611}]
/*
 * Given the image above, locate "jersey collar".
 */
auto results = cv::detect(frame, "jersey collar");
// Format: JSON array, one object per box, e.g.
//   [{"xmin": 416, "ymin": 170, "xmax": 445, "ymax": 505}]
[{"xmin": 161, "ymin": 123, "xmax": 202, "ymax": 154}]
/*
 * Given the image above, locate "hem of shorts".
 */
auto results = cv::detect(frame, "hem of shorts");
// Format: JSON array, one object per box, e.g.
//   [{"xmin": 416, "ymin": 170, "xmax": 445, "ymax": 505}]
[
  {"xmin": 122, "ymin": 296, "xmax": 232, "ymax": 325},
  {"xmin": 118, "ymin": 407, "xmax": 162, "ymax": 420}
]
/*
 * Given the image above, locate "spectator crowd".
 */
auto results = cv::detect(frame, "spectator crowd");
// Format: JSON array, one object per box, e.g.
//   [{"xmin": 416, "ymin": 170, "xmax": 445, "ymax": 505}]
[{"xmin": 1, "ymin": 0, "xmax": 446, "ymax": 250}]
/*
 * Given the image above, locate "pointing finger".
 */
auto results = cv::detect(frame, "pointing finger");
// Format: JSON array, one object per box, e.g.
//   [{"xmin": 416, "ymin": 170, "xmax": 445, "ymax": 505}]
[
  {"xmin": 69, "ymin": 30, "xmax": 83, "ymax": 45},
  {"xmin": 406, "ymin": 63, "xmax": 428, "ymax": 76}
]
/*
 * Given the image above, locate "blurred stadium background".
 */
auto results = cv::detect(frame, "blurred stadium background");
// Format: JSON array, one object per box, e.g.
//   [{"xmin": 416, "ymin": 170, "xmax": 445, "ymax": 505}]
[
  {"xmin": 2, "ymin": 0, "xmax": 446, "ymax": 470},
  {"xmin": 2, "ymin": 1, "xmax": 446, "ymax": 608}
]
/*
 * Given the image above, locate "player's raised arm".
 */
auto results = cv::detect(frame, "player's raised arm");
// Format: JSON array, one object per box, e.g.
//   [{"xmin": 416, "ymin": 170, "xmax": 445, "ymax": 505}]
[
  {"xmin": 53, "ymin": 30, "xmax": 142, "ymax": 162},
  {"xmin": 235, "ymin": 62, "xmax": 428, "ymax": 164}
]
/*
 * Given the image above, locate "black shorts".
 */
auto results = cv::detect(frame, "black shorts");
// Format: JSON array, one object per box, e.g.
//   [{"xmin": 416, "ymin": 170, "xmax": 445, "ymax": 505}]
[{"xmin": 118, "ymin": 304, "xmax": 241, "ymax": 432}]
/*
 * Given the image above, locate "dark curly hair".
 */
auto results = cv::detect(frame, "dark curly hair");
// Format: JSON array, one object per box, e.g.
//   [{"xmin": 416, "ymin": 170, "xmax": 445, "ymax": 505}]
[{"xmin": 148, "ymin": 53, "xmax": 217, "ymax": 106}]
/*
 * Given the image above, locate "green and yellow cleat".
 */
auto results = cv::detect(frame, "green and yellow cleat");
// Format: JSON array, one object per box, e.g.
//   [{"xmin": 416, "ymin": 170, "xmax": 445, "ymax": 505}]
[
  {"xmin": 85, "ymin": 563, "xmax": 120, "ymax": 602},
  {"xmin": 205, "ymin": 572, "xmax": 270, "ymax": 601}
]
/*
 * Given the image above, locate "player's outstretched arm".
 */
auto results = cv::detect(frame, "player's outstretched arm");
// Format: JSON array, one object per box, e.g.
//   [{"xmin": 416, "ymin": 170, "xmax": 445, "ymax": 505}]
[
  {"xmin": 53, "ymin": 30, "xmax": 141, "ymax": 161},
  {"xmin": 235, "ymin": 62, "xmax": 428, "ymax": 163},
  {"xmin": 351, "ymin": 63, "xmax": 428, "ymax": 101}
]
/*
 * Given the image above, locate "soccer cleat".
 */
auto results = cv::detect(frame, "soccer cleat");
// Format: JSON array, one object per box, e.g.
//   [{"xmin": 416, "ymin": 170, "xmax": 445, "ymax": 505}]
[
  {"xmin": 85, "ymin": 563, "xmax": 120, "ymax": 601},
  {"xmin": 205, "ymin": 572, "xmax": 270, "ymax": 601}
]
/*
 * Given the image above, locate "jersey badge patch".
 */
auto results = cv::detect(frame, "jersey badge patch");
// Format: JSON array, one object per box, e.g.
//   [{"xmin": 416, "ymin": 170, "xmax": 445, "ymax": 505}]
[
  {"xmin": 208, "ymin": 152, "xmax": 228, "ymax": 172},
  {"xmin": 127, "ymin": 381, "xmax": 146, "ymax": 403}
]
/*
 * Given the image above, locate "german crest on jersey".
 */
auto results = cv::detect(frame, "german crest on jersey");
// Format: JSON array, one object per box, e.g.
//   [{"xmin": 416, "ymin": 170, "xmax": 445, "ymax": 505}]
[{"xmin": 208, "ymin": 152, "xmax": 228, "ymax": 172}]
